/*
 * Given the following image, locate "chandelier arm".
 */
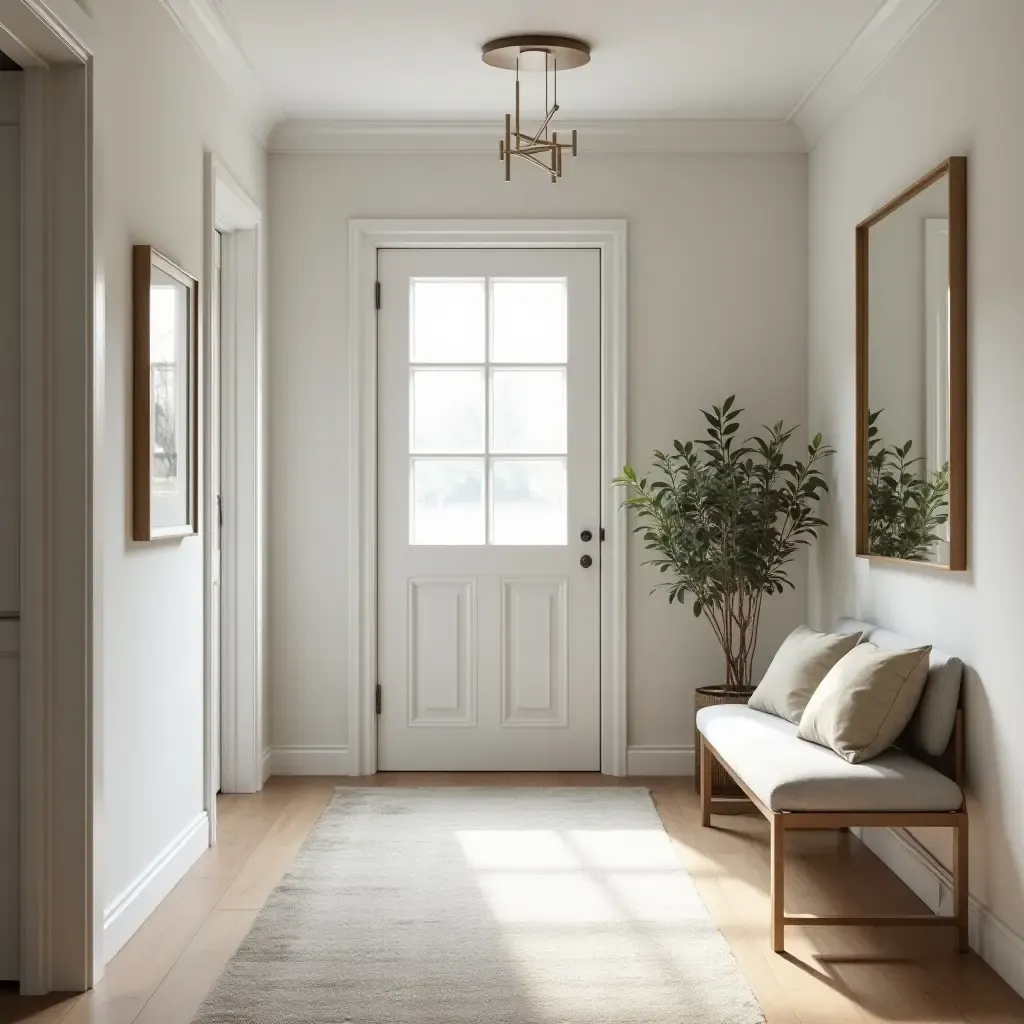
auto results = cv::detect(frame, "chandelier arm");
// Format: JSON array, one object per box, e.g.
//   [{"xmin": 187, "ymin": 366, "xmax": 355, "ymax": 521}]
[
  {"xmin": 545, "ymin": 51, "xmax": 548, "ymax": 142},
  {"xmin": 515, "ymin": 58, "xmax": 520, "ymax": 149},
  {"xmin": 525, "ymin": 103, "xmax": 559, "ymax": 148},
  {"xmin": 513, "ymin": 150, "xmax": 556, "ymax": 174},
  {"xmin": 504, "ymin": 113, "xmax": 511, "ymax": 181}
]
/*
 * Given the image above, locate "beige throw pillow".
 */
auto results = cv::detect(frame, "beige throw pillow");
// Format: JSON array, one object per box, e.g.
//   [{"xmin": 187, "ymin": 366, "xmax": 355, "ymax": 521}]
[
  {"xmin": 747, "ymin": 626, "xmax": 862, "ymax": 724},
  {"xmin": 797, "ymin": 642, "xmax": 932, "ymax": 763}
]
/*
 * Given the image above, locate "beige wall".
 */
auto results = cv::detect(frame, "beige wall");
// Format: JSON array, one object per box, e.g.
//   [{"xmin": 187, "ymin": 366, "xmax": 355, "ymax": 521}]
[
  {"xmin": 267, "ymin": 150, "xmax": 810, "ymax": 765},
  {"xmin": 808, "ymin": 0, "xmax": 1024, "ymax": 967}
]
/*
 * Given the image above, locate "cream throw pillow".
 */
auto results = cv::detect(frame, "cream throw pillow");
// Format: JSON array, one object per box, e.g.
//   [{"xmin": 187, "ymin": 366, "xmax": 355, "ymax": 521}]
[
  {"xmin": 797, "ymin": 642, "xmax": 932, "ymax": 763},
  {"xmin": 747, "ymin": 626, "xmax": 862, "ymax": 724}
]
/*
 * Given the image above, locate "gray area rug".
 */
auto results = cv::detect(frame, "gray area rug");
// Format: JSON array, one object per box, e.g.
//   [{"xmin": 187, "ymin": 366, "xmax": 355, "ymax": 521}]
[{"xmin": 193, "ymin": 788, "xmax": 764, "ymax": 1023}]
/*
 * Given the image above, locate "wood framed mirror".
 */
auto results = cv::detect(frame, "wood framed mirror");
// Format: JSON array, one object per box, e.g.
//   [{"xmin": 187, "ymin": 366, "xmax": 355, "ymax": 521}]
[{"xmin": 856, "ymin": 157, "xmax": 967, "ymax": 570}]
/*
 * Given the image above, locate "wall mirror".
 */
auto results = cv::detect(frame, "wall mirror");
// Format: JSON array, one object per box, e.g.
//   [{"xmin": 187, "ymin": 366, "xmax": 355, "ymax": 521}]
[{"xmin": 856, "ymin": 157, "xmax": 967, "ymax": 570}]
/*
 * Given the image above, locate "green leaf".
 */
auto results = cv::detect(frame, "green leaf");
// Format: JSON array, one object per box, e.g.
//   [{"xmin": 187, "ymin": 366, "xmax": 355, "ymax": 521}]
[{"xmin": 692, "ymin": 601, "xmax": 702, "ymax": 618}]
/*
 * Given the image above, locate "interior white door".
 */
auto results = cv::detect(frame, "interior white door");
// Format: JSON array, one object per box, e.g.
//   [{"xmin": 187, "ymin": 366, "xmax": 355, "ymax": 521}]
[
  {"xmin": 377, "ymin": 248, "xmax": 601, "ymax": 771},
  {"xmin": 210, "ymin": 230, "xmax": 223, "ymax": 795},
  {"xmin": 0, "ymin": 120, "xmax": 20, "ymax": 980}
]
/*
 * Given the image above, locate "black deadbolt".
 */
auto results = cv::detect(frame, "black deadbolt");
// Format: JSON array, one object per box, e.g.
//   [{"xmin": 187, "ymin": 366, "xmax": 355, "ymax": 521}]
[
  {"xmin": 580, "ymin": 554, "xmax": 593, "ymax": 568},
  {"xmin": 580, "ymin": 529, "xmax": 593, "ymax": 542}
]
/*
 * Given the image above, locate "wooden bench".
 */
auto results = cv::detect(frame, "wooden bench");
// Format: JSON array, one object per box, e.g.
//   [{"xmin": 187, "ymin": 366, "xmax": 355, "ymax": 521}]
[{"xmin": 696, "ymin": 619, "xmax": 969, "ymax": 954}]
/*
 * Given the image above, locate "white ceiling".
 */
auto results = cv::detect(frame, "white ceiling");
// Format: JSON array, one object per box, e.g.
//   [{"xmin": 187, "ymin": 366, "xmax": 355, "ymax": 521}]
[{"xmin": 215, "ymin": 0, "xmax": 888, "ymax": 122}]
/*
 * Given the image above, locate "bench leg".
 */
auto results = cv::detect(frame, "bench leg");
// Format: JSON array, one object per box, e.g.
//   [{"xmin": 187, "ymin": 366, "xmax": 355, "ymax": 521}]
[
  {"xmin": 699, "ymin": 734, "xmax": 712, "ymax": 827},
  {"xmin": 771, "ymin": 813, "xmax": 785, "ymax": 953},
  {"xmin": 954, "ymin": 815, "xmax": 969, "ymax": 953}
]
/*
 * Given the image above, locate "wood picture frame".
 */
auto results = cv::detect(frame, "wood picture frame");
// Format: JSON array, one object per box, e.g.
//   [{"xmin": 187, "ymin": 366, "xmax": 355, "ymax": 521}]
[
  {"xmin": 855, "ymin": 156, "xmax": 967, "ymax": 570},
  {"xmin": 132, "ymin": 245, "xmax": 200, "ymax": 541}
]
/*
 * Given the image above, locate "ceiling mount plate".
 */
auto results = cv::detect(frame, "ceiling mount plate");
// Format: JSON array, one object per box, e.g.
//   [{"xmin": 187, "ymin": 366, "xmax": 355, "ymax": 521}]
[{"xmin": 481, "ymin": 34, "xmax": 591, "ymax": 72}]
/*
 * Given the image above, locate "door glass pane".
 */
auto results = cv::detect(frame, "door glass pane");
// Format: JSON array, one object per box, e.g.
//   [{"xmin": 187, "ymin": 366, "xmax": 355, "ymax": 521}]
[
  {"xmin": 411, "ymin": 459, "xmax": 485, "ymax": 545},
  {"xmin": 491, "ymin": 369, "xmax": 567, "ymax": 454},
  {"xmin": 491, "ymin": 459, "xmax": 567, "ymax": 546},
  {"xmin": 491, "ymin": 279, "xmax": 567, "ymax": 363},
  {"xmin": 411, "ymin": 280, "xmax": 485, "ymax": 363},
  {"xmin": 411, "ymin": 369, "xmax": 484, "ymax": 453}
]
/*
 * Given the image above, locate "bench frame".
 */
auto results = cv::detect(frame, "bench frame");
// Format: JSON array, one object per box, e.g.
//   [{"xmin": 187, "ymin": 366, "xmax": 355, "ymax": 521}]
[{"xmin": 698, "ymin": 710, "xmax": 969, "ymax": 954}]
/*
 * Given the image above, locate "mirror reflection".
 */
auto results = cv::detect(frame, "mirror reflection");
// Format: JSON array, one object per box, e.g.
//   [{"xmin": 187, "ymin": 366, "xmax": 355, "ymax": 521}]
[{"xmin": 866, "ymin": 174, "xmax": 951, "ymax": 564}]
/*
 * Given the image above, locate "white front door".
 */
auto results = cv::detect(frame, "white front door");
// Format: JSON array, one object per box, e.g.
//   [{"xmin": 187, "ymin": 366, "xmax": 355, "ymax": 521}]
[{"xmin": 377, "ymin": 248, "xmax": 602, "ymax": 771}]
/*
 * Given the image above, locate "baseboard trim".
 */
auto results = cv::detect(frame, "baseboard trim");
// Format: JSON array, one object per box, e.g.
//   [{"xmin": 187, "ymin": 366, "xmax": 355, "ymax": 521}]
[
  {"xmin": 261, "ymin": 746, "xmax": 273, "ymax": 784},
  {"xmin": 626, "ymin": 744, "xmax": 695, "ymax": 777},
  {"xmin": 267, "ymin": 745, "xmax": 353, "ymax": 776},
  {"xmin": 855, "ymin": 825, "xmax": 1024, "ymax": 998},
  {"xmin": 102, "ymin": 811, "xmax": 209, "ymax": 964}
]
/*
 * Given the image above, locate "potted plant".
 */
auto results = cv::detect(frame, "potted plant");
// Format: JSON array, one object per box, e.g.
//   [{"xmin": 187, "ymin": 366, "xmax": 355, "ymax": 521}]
[{"xmin": 613, "ymin": 397, "xmax": 835, "ymax": 790}]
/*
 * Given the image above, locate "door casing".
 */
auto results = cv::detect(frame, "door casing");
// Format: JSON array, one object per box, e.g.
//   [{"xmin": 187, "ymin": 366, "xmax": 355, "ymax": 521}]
[
  {"xmin": 347, "ymin": 219, "xmax": 628, "ymax": 777},
  {"xmin": 3, "ymin": 0, "xmax": 97, "ymax": 993},
  {"xmin": 203, "ymin": 154, "xmax": 265, "ymax": 810}
]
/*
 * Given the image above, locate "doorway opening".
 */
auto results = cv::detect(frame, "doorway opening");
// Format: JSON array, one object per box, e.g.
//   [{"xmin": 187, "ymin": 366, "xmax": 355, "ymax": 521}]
[{"xmin": 204, "ymin": 157, "xmax": 265, "ymax": 829}]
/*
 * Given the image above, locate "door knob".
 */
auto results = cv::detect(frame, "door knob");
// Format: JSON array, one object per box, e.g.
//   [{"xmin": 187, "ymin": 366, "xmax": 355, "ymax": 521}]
[
  {"xmin": 580, "ymin": 529, "xmax": 593, "ymax": 542},
  {"xmin": 580, "ymin": 554, "xmax": 593, "ymax": 568}
]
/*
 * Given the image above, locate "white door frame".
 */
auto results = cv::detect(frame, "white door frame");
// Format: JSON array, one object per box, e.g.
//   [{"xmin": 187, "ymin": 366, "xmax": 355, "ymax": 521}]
[
  {"xmin": 203, "ymin": 154, "xmax": 265, "ymax": 802},
  {"xmin": 347, "ymin": 219, "xmax": 628, "ymax": 777},
  {"xmin": 1, "ymin": 0, "xmax": 98, "ymax": 994}
]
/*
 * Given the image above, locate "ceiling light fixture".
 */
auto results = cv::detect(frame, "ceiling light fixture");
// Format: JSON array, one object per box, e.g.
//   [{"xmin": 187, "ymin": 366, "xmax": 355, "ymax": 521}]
[{"xmin": 482, "ymin": 34, "xmax": 590, "ymax": 183}]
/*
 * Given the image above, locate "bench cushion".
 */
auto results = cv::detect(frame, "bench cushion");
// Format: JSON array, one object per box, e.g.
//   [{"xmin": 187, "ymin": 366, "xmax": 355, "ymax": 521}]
[
  {"xmin": 833, "ymin": 618, "xmax": 963, "ymax": 757},
  {"xmin": 696, "ymin": 704, "xmax": 963, "ymax": 813}
]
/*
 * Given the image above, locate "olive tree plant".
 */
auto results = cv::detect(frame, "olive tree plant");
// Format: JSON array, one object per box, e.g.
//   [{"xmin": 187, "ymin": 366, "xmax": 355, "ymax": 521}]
[{"xmin": 614, "ymin": 397, "xmax": 835, "ymax": 691}]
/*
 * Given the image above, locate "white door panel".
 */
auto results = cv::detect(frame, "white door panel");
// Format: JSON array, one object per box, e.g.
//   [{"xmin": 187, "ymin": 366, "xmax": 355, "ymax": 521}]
[
  {"xmin": 210, "ymin": 231, "xmax": 222, "ymax": 794},
  {"xmin": 0, "ymin": 122, "xmax": 20, "ymax": 980},
  {"xmin": 0, "ymin": 126, "xmax": 18, "ymax": 615},
  {"xmin": 377, "ymin": 248, "xmax": 601, "ymax": 771}
]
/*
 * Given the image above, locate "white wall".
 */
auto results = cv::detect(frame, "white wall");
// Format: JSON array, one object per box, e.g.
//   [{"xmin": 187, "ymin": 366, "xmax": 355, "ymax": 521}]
[
  {"xmin": 90, "ymin": 0, "xmax": 264, "ymax": 959},
  {"xmin": 268, "ymin": 150, "xmax": 810, "ymax": 769},
  {"xmin": 808, "ymin": 0, "xmax": 1024, "ymax": 979}
]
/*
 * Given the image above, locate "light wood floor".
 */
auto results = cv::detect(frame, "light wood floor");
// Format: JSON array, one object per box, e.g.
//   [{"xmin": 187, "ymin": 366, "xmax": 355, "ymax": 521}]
[{"xmin": 2, "ymin": 774, "xmax": 1022, "ymax": 1023}]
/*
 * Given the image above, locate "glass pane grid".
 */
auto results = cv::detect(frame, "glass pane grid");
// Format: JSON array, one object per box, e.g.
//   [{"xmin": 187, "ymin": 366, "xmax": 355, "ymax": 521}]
[{"xmin": 408, "ymin": 276, "xmax": 569, "ymax": 546}]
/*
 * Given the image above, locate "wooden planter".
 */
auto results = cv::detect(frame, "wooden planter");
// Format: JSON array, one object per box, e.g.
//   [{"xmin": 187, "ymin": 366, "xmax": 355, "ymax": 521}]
[{"xmin": 693, "ymin": 685, "xmax": 755, "ymax": 795}]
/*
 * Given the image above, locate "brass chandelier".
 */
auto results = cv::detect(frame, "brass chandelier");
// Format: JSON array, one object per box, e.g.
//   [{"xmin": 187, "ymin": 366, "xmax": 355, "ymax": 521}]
[{"xmin": 482, "ymin": 35, "xmax": 590, "ymax": 183}]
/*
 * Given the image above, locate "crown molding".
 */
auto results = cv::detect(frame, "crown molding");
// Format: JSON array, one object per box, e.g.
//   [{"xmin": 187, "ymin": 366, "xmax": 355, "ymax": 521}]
[
  {"xmin": 0, "ymin": 0, "xmax": 96, "ymax": 64},
  {"xmin": 268, "ymin": 118, "xmax": 807, "ymax": 156},
  {"xmin": 157, "ymin": 0, "xmax": 280, "ymax": 141},
  {"xmin": 790, "ymin": 0, "xmax": 942, "ymax": 146}
]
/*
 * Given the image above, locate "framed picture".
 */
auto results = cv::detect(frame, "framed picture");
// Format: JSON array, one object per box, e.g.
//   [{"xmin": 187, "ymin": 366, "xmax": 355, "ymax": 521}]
[{"xmin": 132, "ymin": 245, "xmax": 200, "ymax": 541}]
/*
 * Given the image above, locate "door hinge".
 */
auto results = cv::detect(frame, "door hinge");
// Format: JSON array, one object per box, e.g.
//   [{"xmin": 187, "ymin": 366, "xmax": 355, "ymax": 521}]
[
  {"xmin": 375, "ymin": 682, "xmax": 382, "ymax": 715},
  {"xmin": 374, "ymin": 280, "xmax": 381, "ymax": 310},
  {"xmin": 600, "ymin": 527, "xmax": 606, "ymax": 541},
  {"xmin": 217, "ymin": 494, "xmax": 223, "ymax": 529}
]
